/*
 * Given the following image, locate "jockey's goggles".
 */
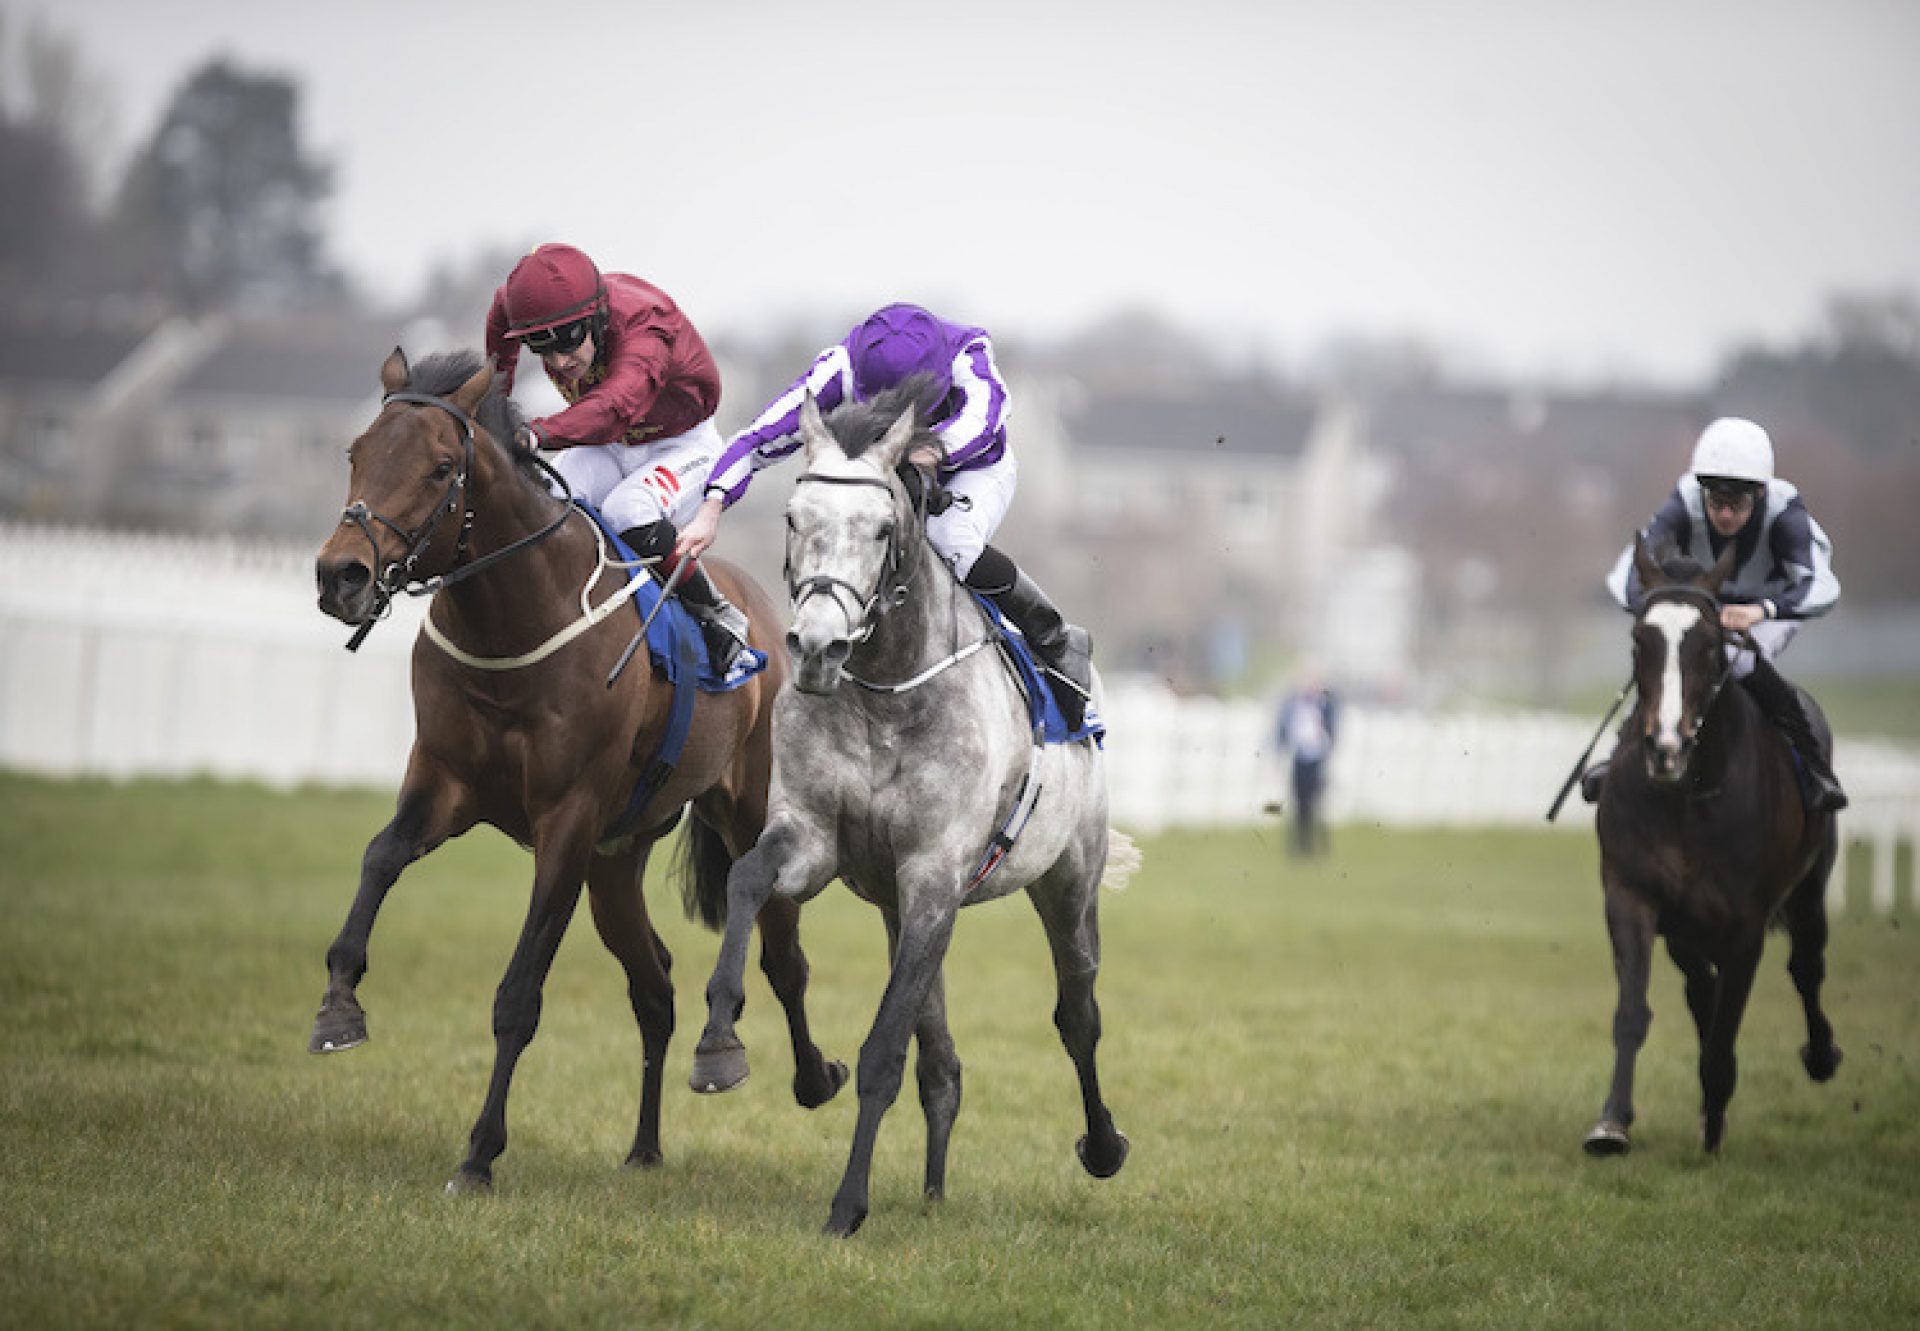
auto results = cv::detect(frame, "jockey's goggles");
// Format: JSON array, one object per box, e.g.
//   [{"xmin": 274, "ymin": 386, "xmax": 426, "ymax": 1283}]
[
  {"xmin": 1701, "ymin": 479, "xmax": 1761, "ymax": 510},
  {"xmin": 521, "ymin": 318, "xmax": 592, "ymax": 356}
]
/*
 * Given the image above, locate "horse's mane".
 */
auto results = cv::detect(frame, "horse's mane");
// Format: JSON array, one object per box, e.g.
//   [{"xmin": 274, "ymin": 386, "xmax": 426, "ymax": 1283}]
[
  {"xmin": 822, "ymin": 374, "xmax": 944, "ymax": 461},
  {"xmin": 405, "ymin": 349, "xmax": 545, "ymax": 485}
]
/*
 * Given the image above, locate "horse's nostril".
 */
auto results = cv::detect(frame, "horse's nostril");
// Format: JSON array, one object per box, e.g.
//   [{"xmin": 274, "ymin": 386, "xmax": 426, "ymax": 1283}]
[
  {"xmin": 320, "ymin": 560, "xmax": 371, "ymax": 599},
  {"xmin": 823, "ymin": 640, "xmax": 851, "ymax": 667}
]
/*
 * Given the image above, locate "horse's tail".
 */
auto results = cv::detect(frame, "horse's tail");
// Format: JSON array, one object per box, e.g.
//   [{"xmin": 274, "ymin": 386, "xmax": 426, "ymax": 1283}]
[
  {"xmin": 1100, "ymin": 828, "xmax": 1142, "ymax": 892},
  {"xmin": 674, "ymin": 814, "xmax": 733, "ymax": 932}
]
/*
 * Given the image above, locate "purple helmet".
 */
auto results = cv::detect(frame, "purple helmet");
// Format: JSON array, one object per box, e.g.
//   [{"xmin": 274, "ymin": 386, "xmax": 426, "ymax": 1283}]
[{"xmin": 847, "ymin": 304, "xmax": 948, "ymax": 401}]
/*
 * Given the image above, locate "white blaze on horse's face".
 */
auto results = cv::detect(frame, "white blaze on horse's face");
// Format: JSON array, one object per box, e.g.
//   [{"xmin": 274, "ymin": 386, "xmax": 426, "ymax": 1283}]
[
  {"xmin": 783, "ymin": 451, "xmax": 899, "ymax": 693},
  {"xmin": 1640, "ymin": 600, "xmax": 1707, "ymax": 782}
]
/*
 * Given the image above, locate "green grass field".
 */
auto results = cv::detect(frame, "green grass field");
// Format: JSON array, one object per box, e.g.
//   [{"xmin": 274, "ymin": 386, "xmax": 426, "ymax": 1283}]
[{"xmin": 2, "ymin": 774, "xmax": 1916, "ymax": 1329}]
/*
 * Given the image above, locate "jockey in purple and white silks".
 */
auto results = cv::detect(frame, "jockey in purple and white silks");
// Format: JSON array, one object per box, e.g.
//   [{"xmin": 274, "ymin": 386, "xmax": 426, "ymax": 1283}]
[
  {"xmin": 676, "ymin": 303, "xmax": 1094, "ymax": 726},
  {"xmin": 1586, "ymin": 416, "xmax": 1846, "ymax": 811}
]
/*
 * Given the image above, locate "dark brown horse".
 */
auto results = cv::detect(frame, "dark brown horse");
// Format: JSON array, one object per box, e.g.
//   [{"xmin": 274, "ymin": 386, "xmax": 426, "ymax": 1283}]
[
  {"xmin": 1585, "ymin": 536, "xmax": 1842, "ymax": 1156},
  {"xmin": 311, "ymin": 348, "xmax": 845, "ymax": 1192}
]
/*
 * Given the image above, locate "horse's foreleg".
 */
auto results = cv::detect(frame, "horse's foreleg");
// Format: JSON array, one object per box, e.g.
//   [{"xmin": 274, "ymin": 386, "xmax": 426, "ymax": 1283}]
[
  {"xmin": 1785, "ymin": 837, "xmax": 1843, "ymax": 1083},
  {"xmin": 310, "ymin": 781, "xmax": 463, "ymax": 1054},
  {"xmin": 1030, "ymin": 867, "xmax": 1129, "ymax": 1180},
  {"xmin": 826, "ymin": 892, "xmax": 959, "ymax": 1238},
  {"xmin": 585, "ymin": 844, "xmax": 674, "ymax": 1170},
  {"xmin": 1699, "ymin": 935, "xmax": 1763, "ymax": 1153},
  {"xmin": 1663, "ymin": 934, "xmax": 1717, "ymax": 1048},
  {"xmin": 692, "ymin": 817, "xmax": 832, "ymax": 1095},
  {"xmin": 755, "ymin": 893, "xmax": 849, "ymax": 1108},
  {"xmin": 448, "ymin": 817, "xmax": 594, "ymax": 1194},
  {"xmin": 1586, "ymin": 882, "xmax": 1657, "ymax": 1156},
  {"xmin": 911, "ymin": 961, "xmax": 962, "ymax": 1201}
]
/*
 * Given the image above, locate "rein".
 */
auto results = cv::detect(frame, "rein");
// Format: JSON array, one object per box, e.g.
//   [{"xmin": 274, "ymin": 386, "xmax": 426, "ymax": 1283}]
[{"xmin": 338, "ymin": 390, "xmax": 576, "ymax": 651}]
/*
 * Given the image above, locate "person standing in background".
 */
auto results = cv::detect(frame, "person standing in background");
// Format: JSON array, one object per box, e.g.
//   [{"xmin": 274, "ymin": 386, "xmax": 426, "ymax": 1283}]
[{"xmin": 1275, "ymin": 671, "xmax": 1339, "ymax": 858}]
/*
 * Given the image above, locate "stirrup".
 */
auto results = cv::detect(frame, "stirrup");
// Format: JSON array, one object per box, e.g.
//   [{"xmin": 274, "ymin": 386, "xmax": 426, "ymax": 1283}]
[{"xmin": 689, "ymin": 601, "xmax": 749, "ymax": 673}]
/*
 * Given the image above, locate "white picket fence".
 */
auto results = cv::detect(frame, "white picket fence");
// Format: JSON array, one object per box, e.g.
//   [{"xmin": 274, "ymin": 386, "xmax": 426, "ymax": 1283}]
[{"xmin": 3, "ymin": 523, "xmax": 1916, "ymax": 912}]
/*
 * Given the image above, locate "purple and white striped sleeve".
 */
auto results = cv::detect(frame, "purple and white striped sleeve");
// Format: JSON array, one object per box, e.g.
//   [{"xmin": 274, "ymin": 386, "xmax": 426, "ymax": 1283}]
[
  {"xmin": 931, "ymin": 335, "xmax": 1009, "ymax": 470},
  {"xmin": 704, "ymin": 345, "xmax": 854, "ymax": 506}
]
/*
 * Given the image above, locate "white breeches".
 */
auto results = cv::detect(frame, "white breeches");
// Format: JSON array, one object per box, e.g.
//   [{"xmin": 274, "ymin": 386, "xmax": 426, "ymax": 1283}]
[
  {"xmin": 927, "ymin": 448, "xmax": 1018, "ymax": 580},
  {"xmin": 1725, "ymin": 618, "xmax": 1800, "ymax": 679},
  {"xmin": 548, "ymin": 418, "xmax": 723, "ymax": 531}
]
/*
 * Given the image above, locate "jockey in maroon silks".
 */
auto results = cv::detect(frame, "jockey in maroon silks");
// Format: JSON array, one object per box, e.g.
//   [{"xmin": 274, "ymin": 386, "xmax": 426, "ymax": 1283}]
[
  {"xmin": 485, "ymin": 242, "xmax": 748, "ymax": 668},
  {"xmin": 677, "ymin": 302, "xmax": 1094, "ymax": 726}
]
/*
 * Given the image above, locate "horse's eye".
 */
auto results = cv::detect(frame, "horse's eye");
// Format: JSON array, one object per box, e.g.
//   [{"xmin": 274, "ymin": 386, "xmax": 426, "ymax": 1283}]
[
  {"xmin": 785, "ymin": 512, "xmax": 797, "ymax": 531},
  {"xmin": 432, "ymin": 460, "xmax": 455, "ymax": 481},
  {"xmin": 878, "ymin": 521, "xmax": 895, "ymax": 542}
]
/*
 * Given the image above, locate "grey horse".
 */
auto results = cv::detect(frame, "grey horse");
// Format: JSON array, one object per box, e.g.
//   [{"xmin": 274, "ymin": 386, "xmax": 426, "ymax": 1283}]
[{"xmin": 690, "ymin": 383, "xmax": 1139, "ymax": 1237}]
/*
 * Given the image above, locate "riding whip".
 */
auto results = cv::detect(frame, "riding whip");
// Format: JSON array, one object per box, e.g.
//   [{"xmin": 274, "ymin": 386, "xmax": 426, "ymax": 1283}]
[
  {"xmin": 605, "ymin": 555, "xmax": 695, "ymax": 689},
  {"xmin": 1545, "ymin": 674, "xmax": 1636, "ymax": 823}
]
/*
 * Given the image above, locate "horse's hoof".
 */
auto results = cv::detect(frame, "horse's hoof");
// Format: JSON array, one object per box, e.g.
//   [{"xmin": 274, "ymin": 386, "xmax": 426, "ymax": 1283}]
[
  {"xmin": 1801, "ymin": 1041, "xmax": 1843, "ymax": 1083},
  {"xmin": 623, "ymin": 1148, "xmax": 664, "ymax": 1171},
  {"xmin": 690, "ymin": 1040, "xmax": 749, "ymax": 1094},
  {"xmin": 1700, "ymin": 1113, "xmax": 1727, "ymax": 1153},
  {"xmin": 795, "ymin": 1058, "xmax": 849, "ymax": 1109},
  {"xmin": 444, "ymin": 1169, "xmax": 492, "ymax": 1196},
  {"xmin": 1583, "ymin": 1121, "xmax": 1632, "ymax": 1156},
  {"xmin": 308, "ymin": 999, "xmax": 367, "ymax": 1054},
  {"xmin": 1077, "ymin": 1130, "xmax": 1131, "ymax": 1179},
  {"xmin": 823, "ymin": 1204, "xmax": 867, "ymax": 1238}
]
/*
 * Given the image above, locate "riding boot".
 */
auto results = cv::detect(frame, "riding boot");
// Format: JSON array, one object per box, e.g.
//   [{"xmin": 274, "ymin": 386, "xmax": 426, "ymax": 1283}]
[
  {"xmin": 1580, "ymin": 759, "xmax": 1609, "ymax": 805},
  {"xmin": 1741, "ymin": 656, "xmax": 1848, "ymax": 812},
  {"xmin": 618, "ymin": 522, "xmax": 749, "ymax": 673},
  {"xmin": 966, "ymin": 548, "xmax": 1093, "ymax": 730},
  {"xmin": 674, "ymin": 561, "xmax": 751, "ymax": 675}
]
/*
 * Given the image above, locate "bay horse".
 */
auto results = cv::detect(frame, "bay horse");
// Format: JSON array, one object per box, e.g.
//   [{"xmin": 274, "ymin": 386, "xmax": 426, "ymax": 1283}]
[
  {"xmin": 1585, "ymin": 535, "xmax": 1842, "ymax": 1156},
  {"xmin": 311, "ymin": 348, "xmax": 845, "ymax": 1193},
  {"xmin": 690, "ymin": 384, "xmax": 1138, "ymax": 1236}
]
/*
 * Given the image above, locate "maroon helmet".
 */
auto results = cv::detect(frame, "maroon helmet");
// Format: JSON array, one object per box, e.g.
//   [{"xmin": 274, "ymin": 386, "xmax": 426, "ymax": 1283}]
[{"xmin": 501, "ymin": 244, "xmax": 608, "ymax": 342}]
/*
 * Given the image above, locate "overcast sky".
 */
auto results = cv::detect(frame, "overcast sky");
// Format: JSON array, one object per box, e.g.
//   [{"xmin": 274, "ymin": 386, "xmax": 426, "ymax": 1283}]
[{"xmin": 28, "ymin": 0, "xmax": 1920, "ymax": 385}]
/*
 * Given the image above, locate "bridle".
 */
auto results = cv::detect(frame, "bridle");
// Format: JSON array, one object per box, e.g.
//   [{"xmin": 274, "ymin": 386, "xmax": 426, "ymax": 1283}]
[
  {"xmin": 336, "ymin": 389, "xmax": 574, "ymax": 650},
  {"xmin": 1638, "ymin": 584, "xmax": 1747, "ymax": 760},
  {"xmin": 783, "ymin": 470, "xmax": 922, "ymax": 644}
]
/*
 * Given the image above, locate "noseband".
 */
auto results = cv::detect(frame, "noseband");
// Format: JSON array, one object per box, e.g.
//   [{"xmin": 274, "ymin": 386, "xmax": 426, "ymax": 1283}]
[{"xmin": 784, "ymin": 471, "xmax": 920, "ymax": 642}]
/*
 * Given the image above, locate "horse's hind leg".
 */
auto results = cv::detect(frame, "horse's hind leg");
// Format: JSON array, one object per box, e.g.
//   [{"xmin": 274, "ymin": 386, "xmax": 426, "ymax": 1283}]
[
  {"xmin": 827, "ymin": 889, "xmax": 960, "ymax": 1238},
  {"xmin": 880, "ymin": 910, "xmax": 962, "ymax": 1201},
  {"xmin": 310, "ymin": 774, "xmax": 469, "ymax": 1054},
  {"xmin": 1029, "ymin": 869, "xmax": 1129, "ymax": 1180},
  {"xmin": 1785, "ymin": 834, "xmax": 1843, "ymax": 1083},
  {"xmin": 586, "ymin": 844, "xmax": 675, "ymax": 1169},
  {"xmin": 1698, "ymin": 932, "xmax": 1763, "ymax": 1153},
  {"xmin": 755, "ymin": 893, "xmax": 850, "ymax": 1108},
  {"xmin": 1586, "ymin": 882, "xmax": 1656, "ymax": 1156}
]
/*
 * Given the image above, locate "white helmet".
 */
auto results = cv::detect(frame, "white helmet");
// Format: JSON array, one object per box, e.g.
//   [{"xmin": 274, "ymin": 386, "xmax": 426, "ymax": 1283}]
[{"xmin": 1690, "ymin": 417, "xmax": 1774, "ymax": 486}]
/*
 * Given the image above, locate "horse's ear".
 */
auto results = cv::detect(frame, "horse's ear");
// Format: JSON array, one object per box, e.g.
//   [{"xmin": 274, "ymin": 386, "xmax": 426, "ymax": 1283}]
[
  {"xmin": 798, "ymin": 391, "xmax": 831, "ymax": 461},
  {"xmin": 380, "ymin": 347, "xmax": 410, "ymax": 394},
  {"xmin": 451, "ymin": 362, "xmax": 492, "ymax": 418},
  {"xmin": 1700, "ymin": 539, "xmax": 1738, "ymax": 594},
  {"xmin": 874, "ymin": 405, "xmax": 918, "ymax": 472},
  {"xmin": 1631, "ymin": 531, "xmax": 1667, "ymax": 592}
]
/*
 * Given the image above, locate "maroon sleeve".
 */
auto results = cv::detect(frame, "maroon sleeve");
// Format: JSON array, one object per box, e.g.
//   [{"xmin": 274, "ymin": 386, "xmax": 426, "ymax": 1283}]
[{"xmin": 531, "ymin": 318, "xmax": 675, "ymax": 447}]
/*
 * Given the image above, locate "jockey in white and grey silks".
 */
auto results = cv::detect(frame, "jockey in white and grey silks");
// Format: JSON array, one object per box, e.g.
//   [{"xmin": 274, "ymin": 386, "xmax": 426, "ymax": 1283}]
[
  {"xmin": 679, "ymin": 303, "xmax": 1094, "ymax": 727},
  {"xmin": 1588, "ymin": 416, "xmax": 1846, "ymax": 811}
]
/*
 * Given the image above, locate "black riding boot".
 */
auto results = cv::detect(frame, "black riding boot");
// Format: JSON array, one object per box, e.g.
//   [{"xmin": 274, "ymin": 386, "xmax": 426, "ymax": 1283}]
[
  {"xmin": 966, "ymin": 546, "xmax": 1093, "ymax": 731},
  {"xmin": 1741, "ymin": 656, "xmax": 1848, "ymax": 812},
  {"xmin": 619, "ymin": 522, "xmax": 749, "ymax": 673},
  {"xmin": 1580, "ymin": 759, "xmax": 1609, "ymax": 804}
]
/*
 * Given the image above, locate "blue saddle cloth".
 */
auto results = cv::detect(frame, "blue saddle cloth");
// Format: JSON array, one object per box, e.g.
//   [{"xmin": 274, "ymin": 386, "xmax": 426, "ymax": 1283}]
[
  {"xmin": 969, "ymin": 592, "xmax": 1104, "ymax": 746},
  {"xmin": 578, "ymin": 503, "xmax": 767, "ymax": 692}
]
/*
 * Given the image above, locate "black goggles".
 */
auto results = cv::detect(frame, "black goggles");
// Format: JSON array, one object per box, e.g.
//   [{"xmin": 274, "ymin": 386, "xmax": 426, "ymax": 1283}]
[
  {"xmin": 1701, "ymin": 479, "xmax": 1761, "ymax": 508},
  {"xmin": 522, "ymin": 318, "xmax": 591, "ymax": 356}
]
